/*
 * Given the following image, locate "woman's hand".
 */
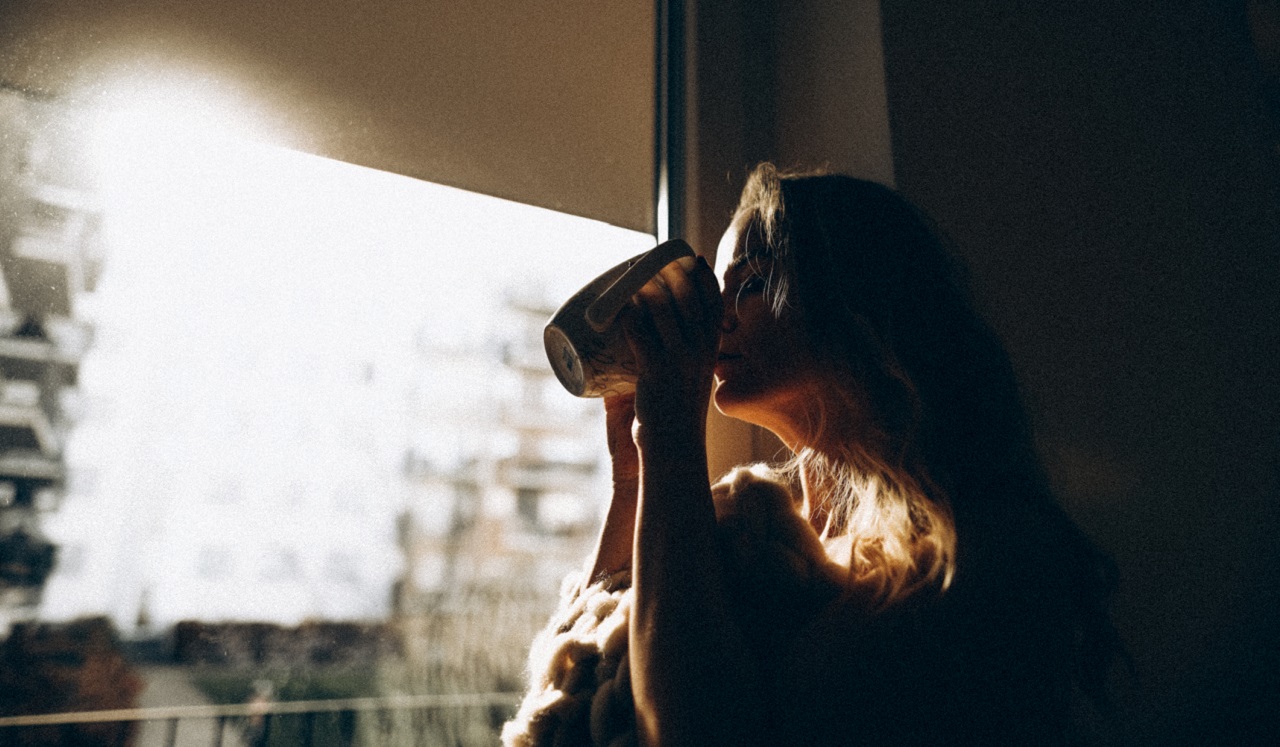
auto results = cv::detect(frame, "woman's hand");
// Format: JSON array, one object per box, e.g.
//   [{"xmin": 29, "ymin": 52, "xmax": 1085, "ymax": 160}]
[
  {"xmin": 618, "ymin": 256, "xmax": 763, "ymax": 745},
  {"xmin": 585, "ymin": 247, "xmax": 719, "ymax": 585},
  {"xmin": 620, "ymin": 256, "xmax": 723, "ymax": 436},
  {"xmin": 604, "ymin": 392, "xmax": 639, "ymax": 487}
]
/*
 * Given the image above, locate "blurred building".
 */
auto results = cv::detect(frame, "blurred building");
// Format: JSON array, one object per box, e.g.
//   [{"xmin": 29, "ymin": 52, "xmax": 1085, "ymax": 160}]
[
  {"xmin": 0, "ymin": 86, "xmax": 101, "ymax": 631},
  {"xmin": 38, "ymin": 319, "xmax": 408, "ymax": 631},
  {"xmin": 27, "ymin": 118, "xmax": 644, "ymax": 641},
  {"xmin": 394, "ymin": 294, "xmax": 607, "ymax": 665},
  {"xmin": 35, "ymin": 127, "xmax": 415, "ymax": 633}
]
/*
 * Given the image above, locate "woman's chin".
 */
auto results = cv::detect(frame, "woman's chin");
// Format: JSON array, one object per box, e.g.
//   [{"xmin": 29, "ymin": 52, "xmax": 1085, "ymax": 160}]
[
  {"xmin": 711, "ymin": 382, "xmax": 732, "ymax": 416},
  {"xmin": 712, "ymin": 382, "xmax": 752, "ymax": 421}
]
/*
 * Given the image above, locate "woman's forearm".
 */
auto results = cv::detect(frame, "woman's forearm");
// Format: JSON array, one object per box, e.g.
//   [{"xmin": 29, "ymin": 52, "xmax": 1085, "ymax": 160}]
[
  {"xmin": 629, "ymin": 425, "xmax": 764, "ymax": 746},
  {"xmin": 587, "ymin": 394, "xmax": 642, "ymax": 582},
  {"xmin": 585, "ymin": 476, "xmax": 638, "ymax": 581}
]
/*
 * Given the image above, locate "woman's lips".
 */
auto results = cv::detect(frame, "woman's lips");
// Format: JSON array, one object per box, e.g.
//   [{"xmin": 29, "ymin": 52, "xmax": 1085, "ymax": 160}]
[{"xmin": 714, "ymin": 354, "xmax": 742, "ymax": 377}]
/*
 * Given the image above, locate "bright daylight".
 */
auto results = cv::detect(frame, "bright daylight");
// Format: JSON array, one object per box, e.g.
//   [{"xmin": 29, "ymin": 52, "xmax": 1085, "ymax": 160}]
[{"xmin": 0, "ymin": 82, "xmax": 652, "ymax": 744}]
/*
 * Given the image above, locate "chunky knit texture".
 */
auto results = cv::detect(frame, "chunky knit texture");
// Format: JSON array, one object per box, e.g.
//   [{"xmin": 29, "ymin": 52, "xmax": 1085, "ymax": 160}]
[{"xmin": 501, "ymin": 465, "xmax": 847, "ymax": 747}]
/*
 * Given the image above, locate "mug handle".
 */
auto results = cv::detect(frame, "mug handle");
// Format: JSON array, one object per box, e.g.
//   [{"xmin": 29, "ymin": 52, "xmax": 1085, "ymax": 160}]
[{"xmin": 585, "ymin": 239, "xmax": 696, "ymax": 333}]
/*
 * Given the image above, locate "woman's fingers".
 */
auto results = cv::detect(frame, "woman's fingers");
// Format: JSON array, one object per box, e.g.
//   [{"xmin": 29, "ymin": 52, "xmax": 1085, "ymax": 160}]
[
  {"xmin": 603, "ymin": 393, "xmax": 637, "ymax": 454},
  {"xmin": 630, "ymin": 257, "xmax": 720, "ymax": 357},
  {"xmin": 674, "ymin": 256, "xmax": 723, "ymax": 351},
  {"xmin": 603, "ymin": 393, "xmax": 640, "ymax": 481},
  {"xmin": 623, "ymin": 256, "xmax": 721, "ymax": 426},
  {"xmin": 657, "ymin": 260, "xmax": 708, "ymax": 343},
  {"xmin": 692, "ymin": 256, "xmax": 724, "ymax": 331},
  {"xmin": 637, "ymin": 273, "xmax": 684, "ymax": 352},
  {"xmin": 619, "ymin": 305, "xmax": 653, "ymax": 372},
  {"xmin": 604, "ymin": 391, "xmax": 637, "ymax": 425}
]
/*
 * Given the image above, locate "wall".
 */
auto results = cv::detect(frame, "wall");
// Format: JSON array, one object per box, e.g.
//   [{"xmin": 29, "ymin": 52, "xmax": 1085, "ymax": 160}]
[
  {"xmin": 883, "ymin": 2, "xmax": 1279, "ymax": 742},
  {"xmin": 693, "ymin": 1, "xmax": 1280, "ymax": 742},
  {"xmin": 693, "ymin": 0, "xmax": 895, "ymax": 479}
]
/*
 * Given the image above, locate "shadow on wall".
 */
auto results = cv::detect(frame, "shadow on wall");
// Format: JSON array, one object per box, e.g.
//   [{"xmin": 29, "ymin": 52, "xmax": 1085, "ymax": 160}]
[{"xmin": 880, "ymin": 2, "xmax": 1280, "ymax": 743}]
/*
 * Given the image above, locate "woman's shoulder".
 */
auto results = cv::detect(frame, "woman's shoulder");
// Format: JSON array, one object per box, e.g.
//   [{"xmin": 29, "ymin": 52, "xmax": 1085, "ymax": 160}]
[
  {"xmin": 710, "ymin": 463, "xmax": 851, "ymax": 627},
  {"xmin": 710, "ymin": 463, "xmax": 799, "ymax": 519}
]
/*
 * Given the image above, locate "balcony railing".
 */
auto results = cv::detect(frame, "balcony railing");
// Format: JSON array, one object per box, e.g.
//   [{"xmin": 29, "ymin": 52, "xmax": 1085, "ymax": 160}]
[{"xmin": 0, "ymin": 691, "xmax": 522, "ymax": 746}]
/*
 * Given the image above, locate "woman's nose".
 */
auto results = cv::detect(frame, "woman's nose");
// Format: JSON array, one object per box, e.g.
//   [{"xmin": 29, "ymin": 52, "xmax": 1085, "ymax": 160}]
[{"xmin": 720, "ymin": 305, "xmax": 738, "ymax": 333}]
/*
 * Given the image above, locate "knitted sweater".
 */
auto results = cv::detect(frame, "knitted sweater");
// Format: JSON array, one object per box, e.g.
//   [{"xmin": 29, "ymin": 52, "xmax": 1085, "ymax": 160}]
[{"xmin": 500, "ymin": 464, "xmax": 848, "ymax": 747}]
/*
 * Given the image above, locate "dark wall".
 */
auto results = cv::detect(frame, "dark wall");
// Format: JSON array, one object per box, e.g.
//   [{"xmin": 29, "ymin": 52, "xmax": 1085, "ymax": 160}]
[{"xmin": 882, "ymin": 2, "xmax": 1280, "ymax": 743}]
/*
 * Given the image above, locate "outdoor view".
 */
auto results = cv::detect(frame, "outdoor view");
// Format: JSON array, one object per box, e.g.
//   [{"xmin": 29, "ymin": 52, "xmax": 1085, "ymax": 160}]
[{"xmin": 0, "ymin": 85, "xmax": 653, "ymax": 744}]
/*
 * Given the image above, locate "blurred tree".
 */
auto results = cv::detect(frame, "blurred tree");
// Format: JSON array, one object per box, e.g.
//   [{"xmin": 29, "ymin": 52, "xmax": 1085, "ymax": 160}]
[{"xmin": 0, "ymin": 617, "xmax": 143, "ymax": 746}]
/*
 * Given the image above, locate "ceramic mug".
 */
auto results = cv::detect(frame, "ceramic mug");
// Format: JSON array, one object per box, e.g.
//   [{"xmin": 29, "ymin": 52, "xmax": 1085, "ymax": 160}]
[{"xmin": 544, "ymin": 238, "xmax": 696, "ymax": 397}]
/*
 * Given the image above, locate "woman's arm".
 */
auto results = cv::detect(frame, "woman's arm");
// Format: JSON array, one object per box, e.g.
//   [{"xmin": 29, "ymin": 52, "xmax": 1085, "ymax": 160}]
[
  {"xmin": 624, "ymin": 257, "xmax": 765, "ymax": 746},
  {"xmin": 585, "ymin": 393, "xmax": 640, "ymax": 582}
]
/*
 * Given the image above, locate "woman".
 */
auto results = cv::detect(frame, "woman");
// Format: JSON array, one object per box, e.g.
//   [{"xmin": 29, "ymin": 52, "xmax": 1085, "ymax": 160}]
[{"xmin": 503, "ymin": 164, "xmax": 1121, "ymax": 746}]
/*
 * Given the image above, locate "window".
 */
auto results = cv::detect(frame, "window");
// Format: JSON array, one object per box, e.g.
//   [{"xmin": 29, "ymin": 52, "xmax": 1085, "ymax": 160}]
[
  {"xmin": 194, "ymin": 547, "xmax": 234, "ymax": 581},
  {"xmin": 3, "ymin": 81, "xmax": 652, "ymax": 741},
  {"xmin": 0, "ymin": 4, "xmax": 665, "ymax": 740},
  {"xmin": 53, "ymin": 541, "xmax": 85, "ymax": 578},
  {"xmin": 259, "ymin": 547, "xmax": 301, "ymax": 583},
  {"xmin": 322, "ymin": 551, "xmax": 360, "ymax": 586}
]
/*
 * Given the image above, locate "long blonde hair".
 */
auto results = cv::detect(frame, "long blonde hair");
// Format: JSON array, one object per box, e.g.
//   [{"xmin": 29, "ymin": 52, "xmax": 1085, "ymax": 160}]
[
  {"xmin": 730, "ymin": 164, "xmax": 957, "ymax": 609},
  {"xmin": 728, "ymin": 163, "xmax": 1125, "ymax": 726}
]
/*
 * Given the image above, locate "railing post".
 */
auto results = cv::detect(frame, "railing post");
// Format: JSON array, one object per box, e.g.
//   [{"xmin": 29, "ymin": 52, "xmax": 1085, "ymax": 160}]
[
  {"xmin": 213, "ymin": 715, "xmax": 226, "ymax": 747},
  {"xmin": 301, "ymin": 711, "xmax": 315, "ymax": 747},
  {"xmin": 165, "ymin": 717, "xmax": 179, "ymax": 747},
  {"xmin": 376, "ymin": 708, "xmax": 391, "ymax": 740}
]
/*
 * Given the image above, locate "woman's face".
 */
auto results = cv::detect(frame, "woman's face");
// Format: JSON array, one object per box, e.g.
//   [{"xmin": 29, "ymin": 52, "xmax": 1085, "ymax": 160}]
[{"xmin": 713, "ymin": 226, "xmax": 826, "ymax": 444}]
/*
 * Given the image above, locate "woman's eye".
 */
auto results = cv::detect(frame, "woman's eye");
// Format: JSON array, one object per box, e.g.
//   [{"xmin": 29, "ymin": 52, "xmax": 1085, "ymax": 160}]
[{"xmin": 730, "ymin": 275, "xmax": 766, "ymax": 311}]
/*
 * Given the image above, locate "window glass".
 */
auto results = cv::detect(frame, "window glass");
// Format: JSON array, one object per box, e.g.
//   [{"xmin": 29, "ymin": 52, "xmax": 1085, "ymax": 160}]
[{"xmin": 1, "ymin": 87, "xmax": 652, "ymax": 742}]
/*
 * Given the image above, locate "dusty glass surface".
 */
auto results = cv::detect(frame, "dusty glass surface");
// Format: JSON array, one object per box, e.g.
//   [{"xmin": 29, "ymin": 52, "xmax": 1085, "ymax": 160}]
[{"xmin": 0, "ymin": 85, "xmax": 652, "ymax": 745}]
